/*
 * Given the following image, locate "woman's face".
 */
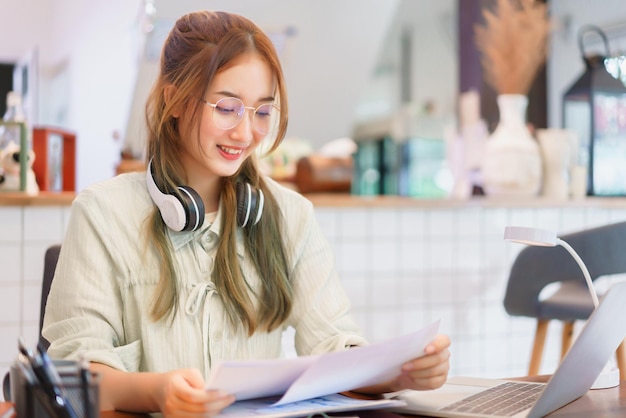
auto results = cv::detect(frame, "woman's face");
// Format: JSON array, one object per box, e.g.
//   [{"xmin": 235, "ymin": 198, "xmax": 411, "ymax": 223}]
[{"xmin": 179, "ymin": 52, "xmax": 276, "ymax": 188}]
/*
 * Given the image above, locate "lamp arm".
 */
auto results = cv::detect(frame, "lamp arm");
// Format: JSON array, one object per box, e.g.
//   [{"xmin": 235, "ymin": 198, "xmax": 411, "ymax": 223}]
[{"xmin": 557, "ymin": 238, "xmax": 600, "ymax": 308}]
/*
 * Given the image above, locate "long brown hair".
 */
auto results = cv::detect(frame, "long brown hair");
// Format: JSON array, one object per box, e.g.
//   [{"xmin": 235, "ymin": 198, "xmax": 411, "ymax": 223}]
[{"xmin": 144, "ymin": 10, "xmax": 291, "ymax": 335}]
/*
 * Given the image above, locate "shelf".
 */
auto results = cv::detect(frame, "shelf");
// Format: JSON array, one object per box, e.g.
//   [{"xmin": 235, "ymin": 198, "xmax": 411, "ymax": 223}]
[
  {"xmin": 0, "ymin": 191, "xmax": 75, "ymax": 206},
  {"xmin": 3, "ymin": 189, "xmax": 626, "ymax": 210}
]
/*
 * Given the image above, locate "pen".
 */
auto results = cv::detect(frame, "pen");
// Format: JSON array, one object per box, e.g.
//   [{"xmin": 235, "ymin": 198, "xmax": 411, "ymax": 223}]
[{"xmin": 80, "ymin": 354, "xmax": 94, "ymax": 418}]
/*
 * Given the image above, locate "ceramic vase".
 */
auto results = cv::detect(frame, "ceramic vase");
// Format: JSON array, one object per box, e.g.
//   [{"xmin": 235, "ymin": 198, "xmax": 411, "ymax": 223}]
[
  {"xmin": 481, "ymin": 94, "xmax": 542, "ymax": 196},
  {"xmin": 536, "ymin": 128, "xmax": 578, "ymax": 200}
]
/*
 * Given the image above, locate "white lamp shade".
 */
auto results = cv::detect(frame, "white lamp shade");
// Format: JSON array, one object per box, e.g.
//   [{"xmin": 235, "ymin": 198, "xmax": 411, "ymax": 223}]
[{"xmin": 504, "ymin": 226, "xmax": 558, "ymax": 246}]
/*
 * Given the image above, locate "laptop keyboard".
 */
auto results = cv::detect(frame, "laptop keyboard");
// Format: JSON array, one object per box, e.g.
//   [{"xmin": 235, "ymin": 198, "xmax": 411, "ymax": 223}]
[{"xmin": 440, "ymin": 381, "xmax": 544, "ymax": 416}]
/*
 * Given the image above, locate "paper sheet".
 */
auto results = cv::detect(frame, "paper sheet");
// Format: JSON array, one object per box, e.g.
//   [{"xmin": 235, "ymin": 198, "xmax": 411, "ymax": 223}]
[
  {"xmin": 276, "ymin": 320, "xmax": 440, "ymax": 404},
  {"xmin": 206, "ymin": 355, "xmax": 317, "ymax": 400},
  {"xmin": 207, "ymin": 320, "xmax": 440, "ymax": 405}
]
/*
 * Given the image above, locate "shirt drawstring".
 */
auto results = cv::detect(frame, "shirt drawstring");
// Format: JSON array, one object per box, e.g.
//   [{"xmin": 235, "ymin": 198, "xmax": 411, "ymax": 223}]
[{"xmin": 185, "ymin": 282, "xmax": 217, "ymax": 371}]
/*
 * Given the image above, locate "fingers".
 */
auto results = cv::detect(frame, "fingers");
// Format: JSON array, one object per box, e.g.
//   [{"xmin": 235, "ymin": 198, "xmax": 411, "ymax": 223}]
[
  {"xmin": 402, "ymin": 348, "xmax": 450, "ymax": 373},
  {"xmin": 424, "ymin": 334, "xmax": 451, "ymax": 354},
  {"xmin": 167, "ymin": 389, "xmax": 235, "ymax": 416},
  {"xmin": 395, "ymin": 334, "xmax": 451, "ymax": 391},
  {"xmin": 181, "ymin": 368, "xmax": 206, "ymax": 389},
  {"xmin": 402, "ymin": 334, "xmax": 451, "ymax": 372},
  {"xmin": 160, "ymin": 369, "xmax": 235, "ymax": 417},
  {"xmin": 397, "ymin": 354, "xmax": 450, "ymax": 390},
  {"xmin": 169, "ymin": 388, "xmax": 234, "ymax": 412},
  {"xmin": 396, "ymin": 364, "xmax": 449, "ymax": 391}
]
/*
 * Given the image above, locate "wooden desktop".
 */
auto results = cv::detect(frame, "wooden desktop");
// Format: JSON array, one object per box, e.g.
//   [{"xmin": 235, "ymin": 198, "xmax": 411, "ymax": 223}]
[{"xmin": 1, "ymin": 376, "xmax": 625, "ymax": 417}]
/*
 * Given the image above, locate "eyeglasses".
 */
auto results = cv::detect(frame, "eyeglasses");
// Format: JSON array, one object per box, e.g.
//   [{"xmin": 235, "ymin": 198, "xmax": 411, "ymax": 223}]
[{"xmin": 202, "ymin": 97, "xmax": 279, "ymax": 135}]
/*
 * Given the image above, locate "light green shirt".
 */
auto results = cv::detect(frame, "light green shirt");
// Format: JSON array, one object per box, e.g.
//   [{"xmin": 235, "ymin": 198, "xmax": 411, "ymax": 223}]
[{"xmin": 43, "ymin": 172, "xmax": 366, "ymax": 377}]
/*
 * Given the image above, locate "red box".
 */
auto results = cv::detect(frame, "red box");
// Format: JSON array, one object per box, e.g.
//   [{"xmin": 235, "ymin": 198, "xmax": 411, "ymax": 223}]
[{"xmin": 32, "ymin": 127, "xmax": 76, "ymax": 192}]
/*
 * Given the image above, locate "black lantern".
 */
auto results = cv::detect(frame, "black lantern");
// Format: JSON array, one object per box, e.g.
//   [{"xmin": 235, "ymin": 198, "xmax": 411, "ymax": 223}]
[{"xmin": 563, "ymin": 25, "xmax": 626, "ymax": 196}]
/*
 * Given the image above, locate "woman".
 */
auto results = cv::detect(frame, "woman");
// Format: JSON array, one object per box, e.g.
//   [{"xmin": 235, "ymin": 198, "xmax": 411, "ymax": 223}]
[{"xmin": 43, "ymin": 10, "xmax": 450, "ymax": 416}]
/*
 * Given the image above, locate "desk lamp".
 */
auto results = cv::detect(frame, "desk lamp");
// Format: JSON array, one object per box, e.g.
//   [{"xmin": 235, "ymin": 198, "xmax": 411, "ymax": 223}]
[{"xmin": 504, "ymin": 226, "xmax": 620, "ymax": 389}]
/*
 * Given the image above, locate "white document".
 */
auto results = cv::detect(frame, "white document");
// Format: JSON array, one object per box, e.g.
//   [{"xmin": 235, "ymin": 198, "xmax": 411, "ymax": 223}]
[
  {"xmin": 206, "ymin": 320, "xmax": 440, "ymax": 406},
  {"xmin": 206, "ymin": 355, "xmax": 318, "ymax": 400}
]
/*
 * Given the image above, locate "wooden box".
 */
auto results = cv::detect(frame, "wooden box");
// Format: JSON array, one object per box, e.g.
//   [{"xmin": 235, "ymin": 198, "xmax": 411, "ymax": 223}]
[{"xmin": 32, "ymin": 127, "xmax": 76, "ymax": 191}]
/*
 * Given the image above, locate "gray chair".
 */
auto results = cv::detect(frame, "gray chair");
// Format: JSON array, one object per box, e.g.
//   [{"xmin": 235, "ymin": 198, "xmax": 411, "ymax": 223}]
[
  {"xmin": 2, "ymin": 244, "xmax": 61, "ymax": 401},
  {"xmin": 504, "ymin": 221, "xmax": 626, "ymax": 379},
  {"xmin": 38, "ymin": 244, "xmax": 61, "ymax": 350}
]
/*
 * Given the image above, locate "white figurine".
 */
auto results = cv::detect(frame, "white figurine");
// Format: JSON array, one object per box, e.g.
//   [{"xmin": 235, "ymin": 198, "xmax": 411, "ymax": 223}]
[{"xmin": 0, "ymin": 141, "xmax": 40, "ymax": 195}]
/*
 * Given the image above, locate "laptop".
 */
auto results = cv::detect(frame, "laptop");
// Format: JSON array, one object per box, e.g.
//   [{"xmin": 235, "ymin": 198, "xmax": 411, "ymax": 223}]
[{"xmin": 390, "ymin": 280, "xmax": 626, "ymax": 418}]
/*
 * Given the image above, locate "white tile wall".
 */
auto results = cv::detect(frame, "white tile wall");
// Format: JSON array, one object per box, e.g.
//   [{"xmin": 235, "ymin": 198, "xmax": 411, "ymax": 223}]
[
  {"xmin": 0, "ymin": 206, "xmax": 70, "ymax": 401},
  {"xmin": 314, "ymin": 204, "xmax": 626, "ymax": 382},
  {"xmin": 2, "ymin": 203, "xmax": 626, "ymax": 401}
]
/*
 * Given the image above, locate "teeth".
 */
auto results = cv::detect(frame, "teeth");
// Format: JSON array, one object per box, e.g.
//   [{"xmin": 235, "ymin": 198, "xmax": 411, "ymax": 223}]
[{"xmin": 218, "ymin": 145, "xmax": 243, "ymax": 155}]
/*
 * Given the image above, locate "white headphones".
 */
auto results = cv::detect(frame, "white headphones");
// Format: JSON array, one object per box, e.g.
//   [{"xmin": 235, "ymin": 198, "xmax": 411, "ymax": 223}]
[
  {"xmin": 236, "ymin": 182, "xmax": 265, "ymax": 228},
  {"xmin": 146, "ymin": 159, "xmax": 264, "ymax": 231}
]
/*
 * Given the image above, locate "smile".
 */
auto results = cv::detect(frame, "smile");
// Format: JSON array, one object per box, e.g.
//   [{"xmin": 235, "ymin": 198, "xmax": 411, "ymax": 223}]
[{"xmin": 217, "ymin": 145, "xmax": 244, "ymax": 155}]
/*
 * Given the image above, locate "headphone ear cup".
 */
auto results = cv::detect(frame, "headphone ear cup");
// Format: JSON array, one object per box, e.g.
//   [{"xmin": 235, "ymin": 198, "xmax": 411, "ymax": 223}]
[
  {"xmin": 236, "ymin": 182, "xmax": 263, "ymax": 227},
  {"xmin": 146, "ymin": 161, "xmax": 186, "ymax": 232},
  {"xmin": 175, "ymin": 186, "xmax": 205, "ymax": 231},
  {"xmin": 253, "ymin": 188, "xmax": 264, "ymax": 225},
  {"xmin": 146, "ymin": 159, "xmax": 205, "ymax": 232},
  {"xmin": 236, "ymin": 182, "xmax": 251, "ymax": 227}
]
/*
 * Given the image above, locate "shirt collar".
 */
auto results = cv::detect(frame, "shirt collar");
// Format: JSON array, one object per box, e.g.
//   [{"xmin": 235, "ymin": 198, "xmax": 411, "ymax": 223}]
[{"xmin": 166, "ymin": 205, "xmax": 245, "ymax": 257}]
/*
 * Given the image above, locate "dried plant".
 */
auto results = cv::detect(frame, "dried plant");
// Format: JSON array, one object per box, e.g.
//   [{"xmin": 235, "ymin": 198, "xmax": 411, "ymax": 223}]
[{"xmin": 475, "ymin": 0, "xmax": 552, "ymax": 95}]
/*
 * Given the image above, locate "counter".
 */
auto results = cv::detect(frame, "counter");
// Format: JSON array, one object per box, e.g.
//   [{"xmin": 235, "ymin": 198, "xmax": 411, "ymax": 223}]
[
  {"xmin": 5, "ymin": 190, "xmax": 626, "ymax": 209},
  {"xmin": 0, "ymin": 191, "xmax": 75, "ymax": 206},
  {"xmin": 306, "ymin": 194, "xmax": 626, "ymax": 208}
]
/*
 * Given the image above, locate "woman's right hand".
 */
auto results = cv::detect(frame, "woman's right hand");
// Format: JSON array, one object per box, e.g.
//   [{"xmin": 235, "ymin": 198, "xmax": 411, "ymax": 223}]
[{"xmin": 157, "ymin": 368, "xmax": 235, "ymax": 417}]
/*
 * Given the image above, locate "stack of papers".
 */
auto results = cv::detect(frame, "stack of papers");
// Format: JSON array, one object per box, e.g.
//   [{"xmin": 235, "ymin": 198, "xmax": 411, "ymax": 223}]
[{"xmin": 206, "ymin": 320, "xmax": 440, "ymax": 417}]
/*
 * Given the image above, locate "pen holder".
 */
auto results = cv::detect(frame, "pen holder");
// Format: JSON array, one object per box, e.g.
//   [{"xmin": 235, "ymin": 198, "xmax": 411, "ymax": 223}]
[{"xmin": 10, "ymin": 359, "xmax": 100, "ymax": 418}]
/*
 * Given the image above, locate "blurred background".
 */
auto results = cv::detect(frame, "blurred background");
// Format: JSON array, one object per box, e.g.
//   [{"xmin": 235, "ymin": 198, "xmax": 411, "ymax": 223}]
[{"xmin": 0, "ymin": 0, "xmax": 625, "ymax": 192}]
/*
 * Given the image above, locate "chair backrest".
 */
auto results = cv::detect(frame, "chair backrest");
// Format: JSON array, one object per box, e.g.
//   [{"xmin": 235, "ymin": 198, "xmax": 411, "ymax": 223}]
[
  {"xmin": 39, "ymin": 244, "xmax": 61, "ymax": 350},
  {"xmin": 503, "ymin": 221, "xmax": 626, "ymax": 319}
]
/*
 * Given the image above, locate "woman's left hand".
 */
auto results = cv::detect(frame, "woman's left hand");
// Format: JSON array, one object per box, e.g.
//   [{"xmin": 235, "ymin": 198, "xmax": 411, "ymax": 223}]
[{"xmin": 389, "ymin": 333, "xmax": 451, "ymax": 391}]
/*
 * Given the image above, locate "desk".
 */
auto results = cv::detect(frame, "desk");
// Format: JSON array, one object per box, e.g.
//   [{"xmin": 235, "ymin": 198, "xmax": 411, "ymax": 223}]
[{"xmin": 1, "ymin": 377, "xmax": 625, "ymax": 417}]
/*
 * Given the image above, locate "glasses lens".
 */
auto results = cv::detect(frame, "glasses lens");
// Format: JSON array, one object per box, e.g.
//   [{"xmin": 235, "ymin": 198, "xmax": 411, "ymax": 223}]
[
  {"xmin": 210, "ymin": 98, "xmax": 279, "ymax": 135},
  {"xmin": 212, "ymin": 97, "xmax": 244, "ymax": 130},
  {"xmin": 254, "ymin": 103, "xmax": 278, "ymax": 135}
]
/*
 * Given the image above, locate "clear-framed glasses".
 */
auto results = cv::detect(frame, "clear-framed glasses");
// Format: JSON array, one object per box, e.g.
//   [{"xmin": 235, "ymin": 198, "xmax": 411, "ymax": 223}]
[{"xmin": 202, "ymin": 97, "xmax": 279, "ymax": 135}]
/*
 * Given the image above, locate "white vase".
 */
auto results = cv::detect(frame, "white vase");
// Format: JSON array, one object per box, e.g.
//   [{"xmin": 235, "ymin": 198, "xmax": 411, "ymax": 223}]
[
  {"xmin": 481, "ymin": 94, "xmax": 542, "ymax": 196},
  {"xmin": 536, "ymin": 128, "xmax": 577, "ymax": 200}
]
